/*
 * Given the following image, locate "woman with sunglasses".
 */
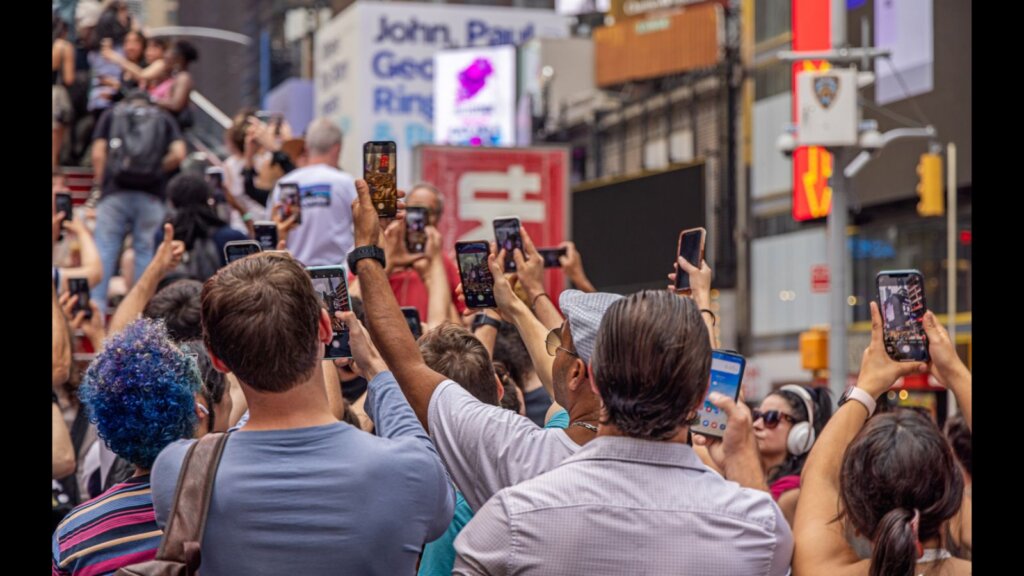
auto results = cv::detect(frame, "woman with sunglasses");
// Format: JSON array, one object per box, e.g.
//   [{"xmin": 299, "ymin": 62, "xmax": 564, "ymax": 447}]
[{"xmin": 752, "ymin": 384, "xmax": 833, "ymax": 524}]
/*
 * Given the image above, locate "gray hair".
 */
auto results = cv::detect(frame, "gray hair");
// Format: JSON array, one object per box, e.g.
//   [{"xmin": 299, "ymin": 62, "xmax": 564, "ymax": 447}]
[{"xmin": 305, "ymin": 118, "xmax": 343, "ymax": 156}]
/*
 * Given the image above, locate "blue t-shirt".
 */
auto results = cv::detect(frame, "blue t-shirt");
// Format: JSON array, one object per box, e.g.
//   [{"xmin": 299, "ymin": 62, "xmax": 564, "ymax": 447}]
[
  {"xmin": 151, "ymin": 371, "xmax": 454, "ymax": 576},
  {"xmin": 418, "ymin": 407, "xmax": 570, "ymax": 575}
]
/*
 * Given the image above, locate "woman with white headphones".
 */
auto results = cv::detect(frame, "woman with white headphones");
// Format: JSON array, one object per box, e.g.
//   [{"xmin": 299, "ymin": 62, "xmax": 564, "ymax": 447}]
[{"xmin": 752, "ymin": 383, "xmax": 833, "ymax": 524}]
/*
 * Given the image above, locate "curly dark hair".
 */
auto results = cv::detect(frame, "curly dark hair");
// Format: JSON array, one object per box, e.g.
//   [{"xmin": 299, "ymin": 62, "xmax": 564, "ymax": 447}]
[
  {"xmin": 592, "ymin": 290, "xmax": 710, "ymax": 440},
  {"xmin": 80, "ymin": 319, "xmax": 199, "ymax": 469},
  {"xmin": 144, "ymin": 279, "xmax": 203, "ymax": 342}
]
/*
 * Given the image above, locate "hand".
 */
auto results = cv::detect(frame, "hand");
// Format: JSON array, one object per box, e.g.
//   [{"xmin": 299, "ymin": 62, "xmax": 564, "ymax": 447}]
[
  {"xmin": 456, "ymin": 283, "xmax": 506, "ymax": 323},
  {"xmin": 337, "ymin": 311, "xmax": 387, "ymax": 380},
  {"xmin": 152, "ymin": 223, "xmax": 186, "ymax": 276},
  {"xmin": 412, "ymin": 226, "xmax": 442, "ymax": 277},
  {"xmin": 62, "ymin": 295, "xmax": 105, "ymax": 344},
  {"xmin": 513, "ymin": 228, "xmax": 545, "ymax": 301},
  {"xmin": 61, "ymin": 218, "xmax": 90, "ymax": 238},
  {"xmin": 247, "ymin": 117, "xmax": 281, "ymax": 151},
  {"xmin": 693, "ymin": 391, "xmax": 759, "ymax": 469},
  {"xmin": 922, "ymin": 310, "xmax": 969, "ymax": 387},
  {"xmin": 489, "ymin": 245, "xmax": 523, "ymax": 316},
  {"xmin": 668, "ymin": 256, "xmax": 713, "ymax": 306},
  {"xmin": 352, "ymin": 179, "xmax": 408, "ymax": 248},
  {"xmin": 856, "ymin": 302, "xmax": 929, "ymax": 398},
  {"xmin": 52, "ymin": 211, "xmax": 65, "ymax": 247},
  {"xmin": 271, "ymin": 203, "xmax": 299, "ymax": 236},
  {"xmin": 383, "ymin": 220, "xmax": 426, "ymax": 273},
  {"xmin": 243, "ymin": 125, "xmax": 261, "ymax": 161},
  {"xmin": 276, "ymin": 238, "xmax": 288, "ymax": 251}
]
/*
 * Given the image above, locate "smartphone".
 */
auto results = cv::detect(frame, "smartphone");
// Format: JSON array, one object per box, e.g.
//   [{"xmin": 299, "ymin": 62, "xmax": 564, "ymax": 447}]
[
  {"xmin": 253, "ymin": 221, "xmax": 279, "ymax": 251},
  {"xmin": 307, "ymin": 265, "xmax": 352, "ymax": 359},
  {"xmin": 538, "ymin": 247, "xmax": 567, "ymax": 269},
  {"xmin": 67, "ymin": 277, "xmax": 92, "ymax": 320},
  {"xmin": 55, "ymin": 192, "xmax": 73, "ymax": 241},
  {"xmin": 403, "ymin": 207, "xmax": 428, "ymax": 254},
  {"xmin": 224, "ymin": 240, "xmax": 262, "ymax": 264},
  {"xmin": 401, "ymin": 306, "xmax": 424, "ymax": 340},
  {"xmin": 691, "ymin": 349, "xmax": 746, "ymax": 439},
  {"xmin": 363, "ymin": 141, "xmax": 397, "ymax": 218},
  {"xmin": 279, "ymin": 182, "xmax": 301, "ymax": 225},
  {"xmin": 205, "ymin": 167, "xmax": 224, "ymax": 189},
  {"xmin": 493, "ymin": 217, "xmax": 523, "ymax": 273},
  {"xmin": 675, "ymin": 227, "xmax": 707, "ymax": 292},
  {"xmin": 456, "ymin": 241, "xmax": 497, "ymax": 308},
  {"xmin": 876, "ymin": 270, "xmax": 930, "ymax": 362}
]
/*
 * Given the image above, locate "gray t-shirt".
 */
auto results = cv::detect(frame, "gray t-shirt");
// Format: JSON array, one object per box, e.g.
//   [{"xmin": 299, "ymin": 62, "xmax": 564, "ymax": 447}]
[
  {"xmin": 427, "ymin": 380, "xmax": 579, "ymax": 512},
  {"xmin": 151, "ymin": 371, "xmax": 454, "ymax": 576}
]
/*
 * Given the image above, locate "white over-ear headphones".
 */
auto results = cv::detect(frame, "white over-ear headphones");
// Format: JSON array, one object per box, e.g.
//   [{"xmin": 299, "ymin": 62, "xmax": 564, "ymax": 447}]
[{"xmin": 780, "ymin": 385, "xmax": 816, "ymax": 456}]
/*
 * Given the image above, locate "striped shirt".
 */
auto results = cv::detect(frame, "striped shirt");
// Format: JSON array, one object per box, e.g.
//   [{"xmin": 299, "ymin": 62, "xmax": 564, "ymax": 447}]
[{"xmin": 52, "ymin": 475, "xmax": 162, "ymax": 576}]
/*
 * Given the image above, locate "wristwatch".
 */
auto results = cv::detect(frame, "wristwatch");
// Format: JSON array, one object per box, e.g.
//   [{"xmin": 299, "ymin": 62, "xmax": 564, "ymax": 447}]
[
  {"xmin": 347, "ymin": 245, "xmax": 386, "ymax": 275},
  {"xmin": 472, "ymin": 313, "xmax": 501, "ymax": 332},
  {"xmin": 839, "ymin": 386, "xmax": 877, "ymax": 418}
]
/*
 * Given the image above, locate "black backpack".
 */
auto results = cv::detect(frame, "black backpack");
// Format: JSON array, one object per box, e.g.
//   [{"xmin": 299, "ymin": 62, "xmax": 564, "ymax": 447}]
[{"xmin": 106, "ymin": 102, "xmax": 168, "ymax": 190}]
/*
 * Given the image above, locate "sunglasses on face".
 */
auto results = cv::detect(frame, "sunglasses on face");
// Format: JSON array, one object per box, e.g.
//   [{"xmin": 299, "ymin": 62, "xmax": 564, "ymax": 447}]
[{"xmin": 751, "ymin": 409, "xmax": 795, "ymax": 429}]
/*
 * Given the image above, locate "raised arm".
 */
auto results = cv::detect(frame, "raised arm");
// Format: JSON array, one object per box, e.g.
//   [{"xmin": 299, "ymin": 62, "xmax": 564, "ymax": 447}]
[
  {"xmin": 52, "ymin": 402, "xmax": 76, "ymax": 479},
  {"xmin": 922, "ymin": 311, "xmax": 972, "ymax": 430},
  {"xmin": 560, "ymin": 241, "xmax": 596, "ymax": 293},
  {"xmin": 792, "ymin": 302, "xmax": 928, "ymax": 576},
  {"xmin": 52, "ymin": 284, "xmax": 71, "ymax": 387},
  {"xmin": 421, "ymin": 227, "xmax": 454, "ymax": 331},
  {"xmin": 513, "ymin": 228, "xmax": 564, "ymax": 330},
  {"xmin": 670, "ymin": 256, "xmax": 717, "ymax": 349},
  {"xmin": 108, "ymin": 223, "xmax": 184, "ymax": 336},
  {"xmin": 351, "ymin": 180, "xmax": 446, "ymax": 428},
  {"xmin": 60, "ymin": 219, "xmax": 103, "ymax": 288}
]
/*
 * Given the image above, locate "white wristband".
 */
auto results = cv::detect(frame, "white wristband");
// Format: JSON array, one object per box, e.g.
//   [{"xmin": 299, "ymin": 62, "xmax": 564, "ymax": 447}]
[{"xmin": 843, "ymin": 387, "xmax": 877, "ymax": 418}]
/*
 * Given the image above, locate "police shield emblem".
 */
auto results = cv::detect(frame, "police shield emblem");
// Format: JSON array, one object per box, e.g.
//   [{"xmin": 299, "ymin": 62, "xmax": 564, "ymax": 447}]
[{"xmin": 814, "ymin": 76, "xmax": 839, "ymax": 109}]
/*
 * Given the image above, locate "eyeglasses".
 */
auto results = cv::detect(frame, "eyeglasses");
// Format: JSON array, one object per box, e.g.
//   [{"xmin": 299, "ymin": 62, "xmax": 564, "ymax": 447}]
[
  {"xmin": 545, "ymin": 326, "xmax": 579, "ymax": 359},
  {"xmin": 751, "ymin": 410, "xmax": 796, "ymax": 429}
]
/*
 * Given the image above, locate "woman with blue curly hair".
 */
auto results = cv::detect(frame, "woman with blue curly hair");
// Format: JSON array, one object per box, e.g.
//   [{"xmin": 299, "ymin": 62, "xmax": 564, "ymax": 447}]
[{"xmin": 52, "ymin": 319, "xmax": 200, "ymax": 576}]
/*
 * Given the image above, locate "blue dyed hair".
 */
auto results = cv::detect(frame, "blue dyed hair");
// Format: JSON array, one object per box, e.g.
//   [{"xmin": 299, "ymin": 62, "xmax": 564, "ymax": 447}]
[{"xmin": 80, "ymin": 319, "xmax": 200, "ymax": 469}]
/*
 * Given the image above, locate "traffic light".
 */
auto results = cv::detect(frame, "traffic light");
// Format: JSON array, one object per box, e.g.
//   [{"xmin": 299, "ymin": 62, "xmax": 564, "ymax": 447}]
[
  {"xmin": 916, "ymin": 153, "xmax": 944, "ymax": 217},
  {"xmin": 800, "ymin": 328, "xmax": 828, "ymax": 371}
]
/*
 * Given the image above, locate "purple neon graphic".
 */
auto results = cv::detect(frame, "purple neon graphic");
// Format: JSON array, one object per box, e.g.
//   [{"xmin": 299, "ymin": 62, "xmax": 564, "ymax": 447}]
[{"xmin": 456, "ymin": 58, "xmax": 494, "ymax": 104}]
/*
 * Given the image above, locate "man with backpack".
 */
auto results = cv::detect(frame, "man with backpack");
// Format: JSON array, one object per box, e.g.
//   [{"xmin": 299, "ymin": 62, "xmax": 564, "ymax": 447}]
[{"xmin": 90, "ymin": 89, "xmax": 186, "ymax": 313}]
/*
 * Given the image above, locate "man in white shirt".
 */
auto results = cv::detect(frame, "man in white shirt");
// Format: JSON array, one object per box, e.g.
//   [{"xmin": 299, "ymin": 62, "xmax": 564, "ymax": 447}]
[{"xmin": 267, "ymin": 118, "xmax": 357, "ymax": 266}]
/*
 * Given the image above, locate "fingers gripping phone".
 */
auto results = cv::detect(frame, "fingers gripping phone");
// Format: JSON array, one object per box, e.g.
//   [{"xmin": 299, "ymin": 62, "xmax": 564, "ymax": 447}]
[
  {"xmin": 492, "ymin": 217, "xmax": 523, "ymax": 273},
  {"xmin": 691, "ymin": 349, "xmax": 746, "ymax": 439},
  {"xmin": 456, "ymin": 241, "xmax": 497, "ymax": 308},
  {"xmin": 279, "ymin": 182, "xmax": 302, "ymax": 225},
  {"xmin": 538, "ymin": 247, "xmax": 567, "ymax": 268},
  {"xmin": 876, "ymin": 269, "xmax": 930, "ymax": 362},
  {"xmin": 68, "ymin": 277, "xmax": 92, "ymax": 320},
  {"xmin": 402, "ymin": 306, "xmax": 424, "ymax": 340},
  {"xmin": 307, "ymin": 266, "xmax": 353, "ymax": 359},
  {"xmin": 253, "ymin": 221, "xmax": 279, "ymax": 251},
  {"xmin": 675, "ymin": 227, "xmax": 706, "ymax": 292},
  {"xmin": 363, "ymin": 141, "xmax": 397, "ymax": 218},
  {"xmin": 224, "ymin": 240, "xmax": 262, "ymax": 264},
  {"xmin": 405, "ymin": 207, "xmax": 428, "ymax": 254},
  {"xmin": 56, "ymin": 192, "xmax": 72, "ymax": 241}
]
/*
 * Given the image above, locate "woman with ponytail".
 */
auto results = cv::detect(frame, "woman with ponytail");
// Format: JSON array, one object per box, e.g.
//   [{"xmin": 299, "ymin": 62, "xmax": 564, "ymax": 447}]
[{"xmin": 792, "ymin": 303, "xmax": 972, "ymax": 576}]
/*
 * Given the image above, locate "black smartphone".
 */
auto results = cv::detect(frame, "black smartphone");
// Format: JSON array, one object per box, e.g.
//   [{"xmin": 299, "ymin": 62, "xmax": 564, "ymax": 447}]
[
  {"xmin": 675, "ymin": 227, "xmax": 707, "ymax": 292},
  {"xmin": 493, "ymin": 217, "xmax": 523, "ymax": 273},
  {"xmin": 55, "ymin": 192, "xmax": 72, "ymax": 241},
  {"xmin": 224, "ymin": 240, "xmax": 262, "ymax": 264},
  {"xmin": 405, "ymin": 207, "xmax": 428, "ymax": 254},
  {"xmin": 876, "ymin": 269, "xmax": 930, "ymax": 362},
  {"xmin": 363, "ymin": 141, "xmax": 397, "ymax": 218},
  {"xmin": 307, "ymin": 265, "xmax": 352, "ymax": 359},
  {"xmin": 205, "ymin": 167, "xmax": 224, "ymax": 189},
  {"xmin": 253, "ymin": 221, "xmax": 279, "ymax": 251},
  {"xmin": 279, "ymin": 182, "xmax": 301, "ymax": 225},
  {"xmin": 401, "ymin": 306, "xmax": 424, "ymax": 340},
  {"xmin": 456, "ymin": 241, "xmax": 497, "ymax": 308},
  {"xmin": 67, "ymin": 277, "xmax": 92, "ymax": 319},
  {"xmin": 538, "ymin": 247, "xmax": 567, "ymax": 269},
  {"xmin": 691, "ymin": 349, "xmax": 746, "ymax": 439}
]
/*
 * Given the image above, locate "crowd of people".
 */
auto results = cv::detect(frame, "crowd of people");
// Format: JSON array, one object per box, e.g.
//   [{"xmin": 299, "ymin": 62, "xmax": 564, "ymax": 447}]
[{"xmin": 51, "ymin": 5, "xmax": 972, "ymax": 576}]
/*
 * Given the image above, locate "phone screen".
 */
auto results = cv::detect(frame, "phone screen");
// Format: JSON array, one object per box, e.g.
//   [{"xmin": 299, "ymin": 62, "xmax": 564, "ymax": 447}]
[
  {"xmin": 877, "ymin": 270, "xmax": 929, "ymax": 362},
  {"xmin": 68, "ymin": 277, "xmax": 92, "ymax": 319},
  {"xmin": 493, "ymin": 218, "xmax": 523, "ymax": 273},
  {"xmin": 308, "ymin": 266, "xmax": 352, "ymax": 359},
  {"xmin": 691, "ymin": 350, "xmax": 746, "ymax": 438},
  {"xmin": 675, "ymin": 228, "xmax": 705, "ymax": 291},
  {"xmin": 279, "ymin": 183, "xmax": 302, "ymax": 224},
  {"xmin": 364, "ymin": 141, "xmax": 397, "ymax": 218},
  {"xmin": 538, "ymin": 247, "xmax": 567, "ymax": 268},
  {"xmin": 253, "ymin": 222, "xmax": 279, "ymax": 251},
  {"xmin": 224, "ymin": 241, "xmax": 262, "ymax": 264},
  {"xmin": 55, "ymin": 193, "xmax": 73, "ymax": 221},
  {"xmin": 402, "ymin": 307, "xmax": 423, "ymax": 340},
  {"xmin": 405, "ymin": 207, "xmax": 428, "ymax": 254},
  {"xmin": 456, "ymin": 242, "xmax": 497, "ymax": 308}
]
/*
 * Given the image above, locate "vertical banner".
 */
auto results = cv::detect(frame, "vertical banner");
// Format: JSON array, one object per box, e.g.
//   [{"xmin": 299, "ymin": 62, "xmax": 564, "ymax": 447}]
[
  {"xmin": 418, "ymin": 146, "xmax": 569, "ymax": 300},
  {"xmin": 791, "ymin": 0, "xmax": 833, "ymax": 221}
]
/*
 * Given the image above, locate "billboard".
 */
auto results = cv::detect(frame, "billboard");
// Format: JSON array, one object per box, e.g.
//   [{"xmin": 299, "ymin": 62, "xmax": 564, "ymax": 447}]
[
  {"xmin": 791, "ymin": 0, "xmax": 833, "ymax": 221},
  {"xmin": 434, "ymin": 45, "xmax": 517, "ymax": 147},
  {"xmin": 315, "ymin": 1, "xmax": 569, "ymax": 188},
  {"xmin": 417, "ymin": 145, "xmax": 570, "ymax": 300}
]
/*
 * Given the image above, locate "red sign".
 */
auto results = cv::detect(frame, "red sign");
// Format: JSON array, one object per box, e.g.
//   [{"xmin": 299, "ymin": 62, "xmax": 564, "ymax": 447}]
[
  {"xmin": 418, "ymin": 146, "xmax": 570, "ymax": 301},
  {"xmin": 792, "ymin": 0, "xmax": 833, "ymax": 221},
  {"xmin": 811, "ymin": 264, "xmax": 830, "ymax": 293}
]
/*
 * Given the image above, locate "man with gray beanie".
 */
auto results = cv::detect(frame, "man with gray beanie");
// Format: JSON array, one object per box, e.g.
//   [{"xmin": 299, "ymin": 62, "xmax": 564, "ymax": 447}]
[{"xmin": 267, "ymin": 117, "xmax": 357, "ymax": 265}]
